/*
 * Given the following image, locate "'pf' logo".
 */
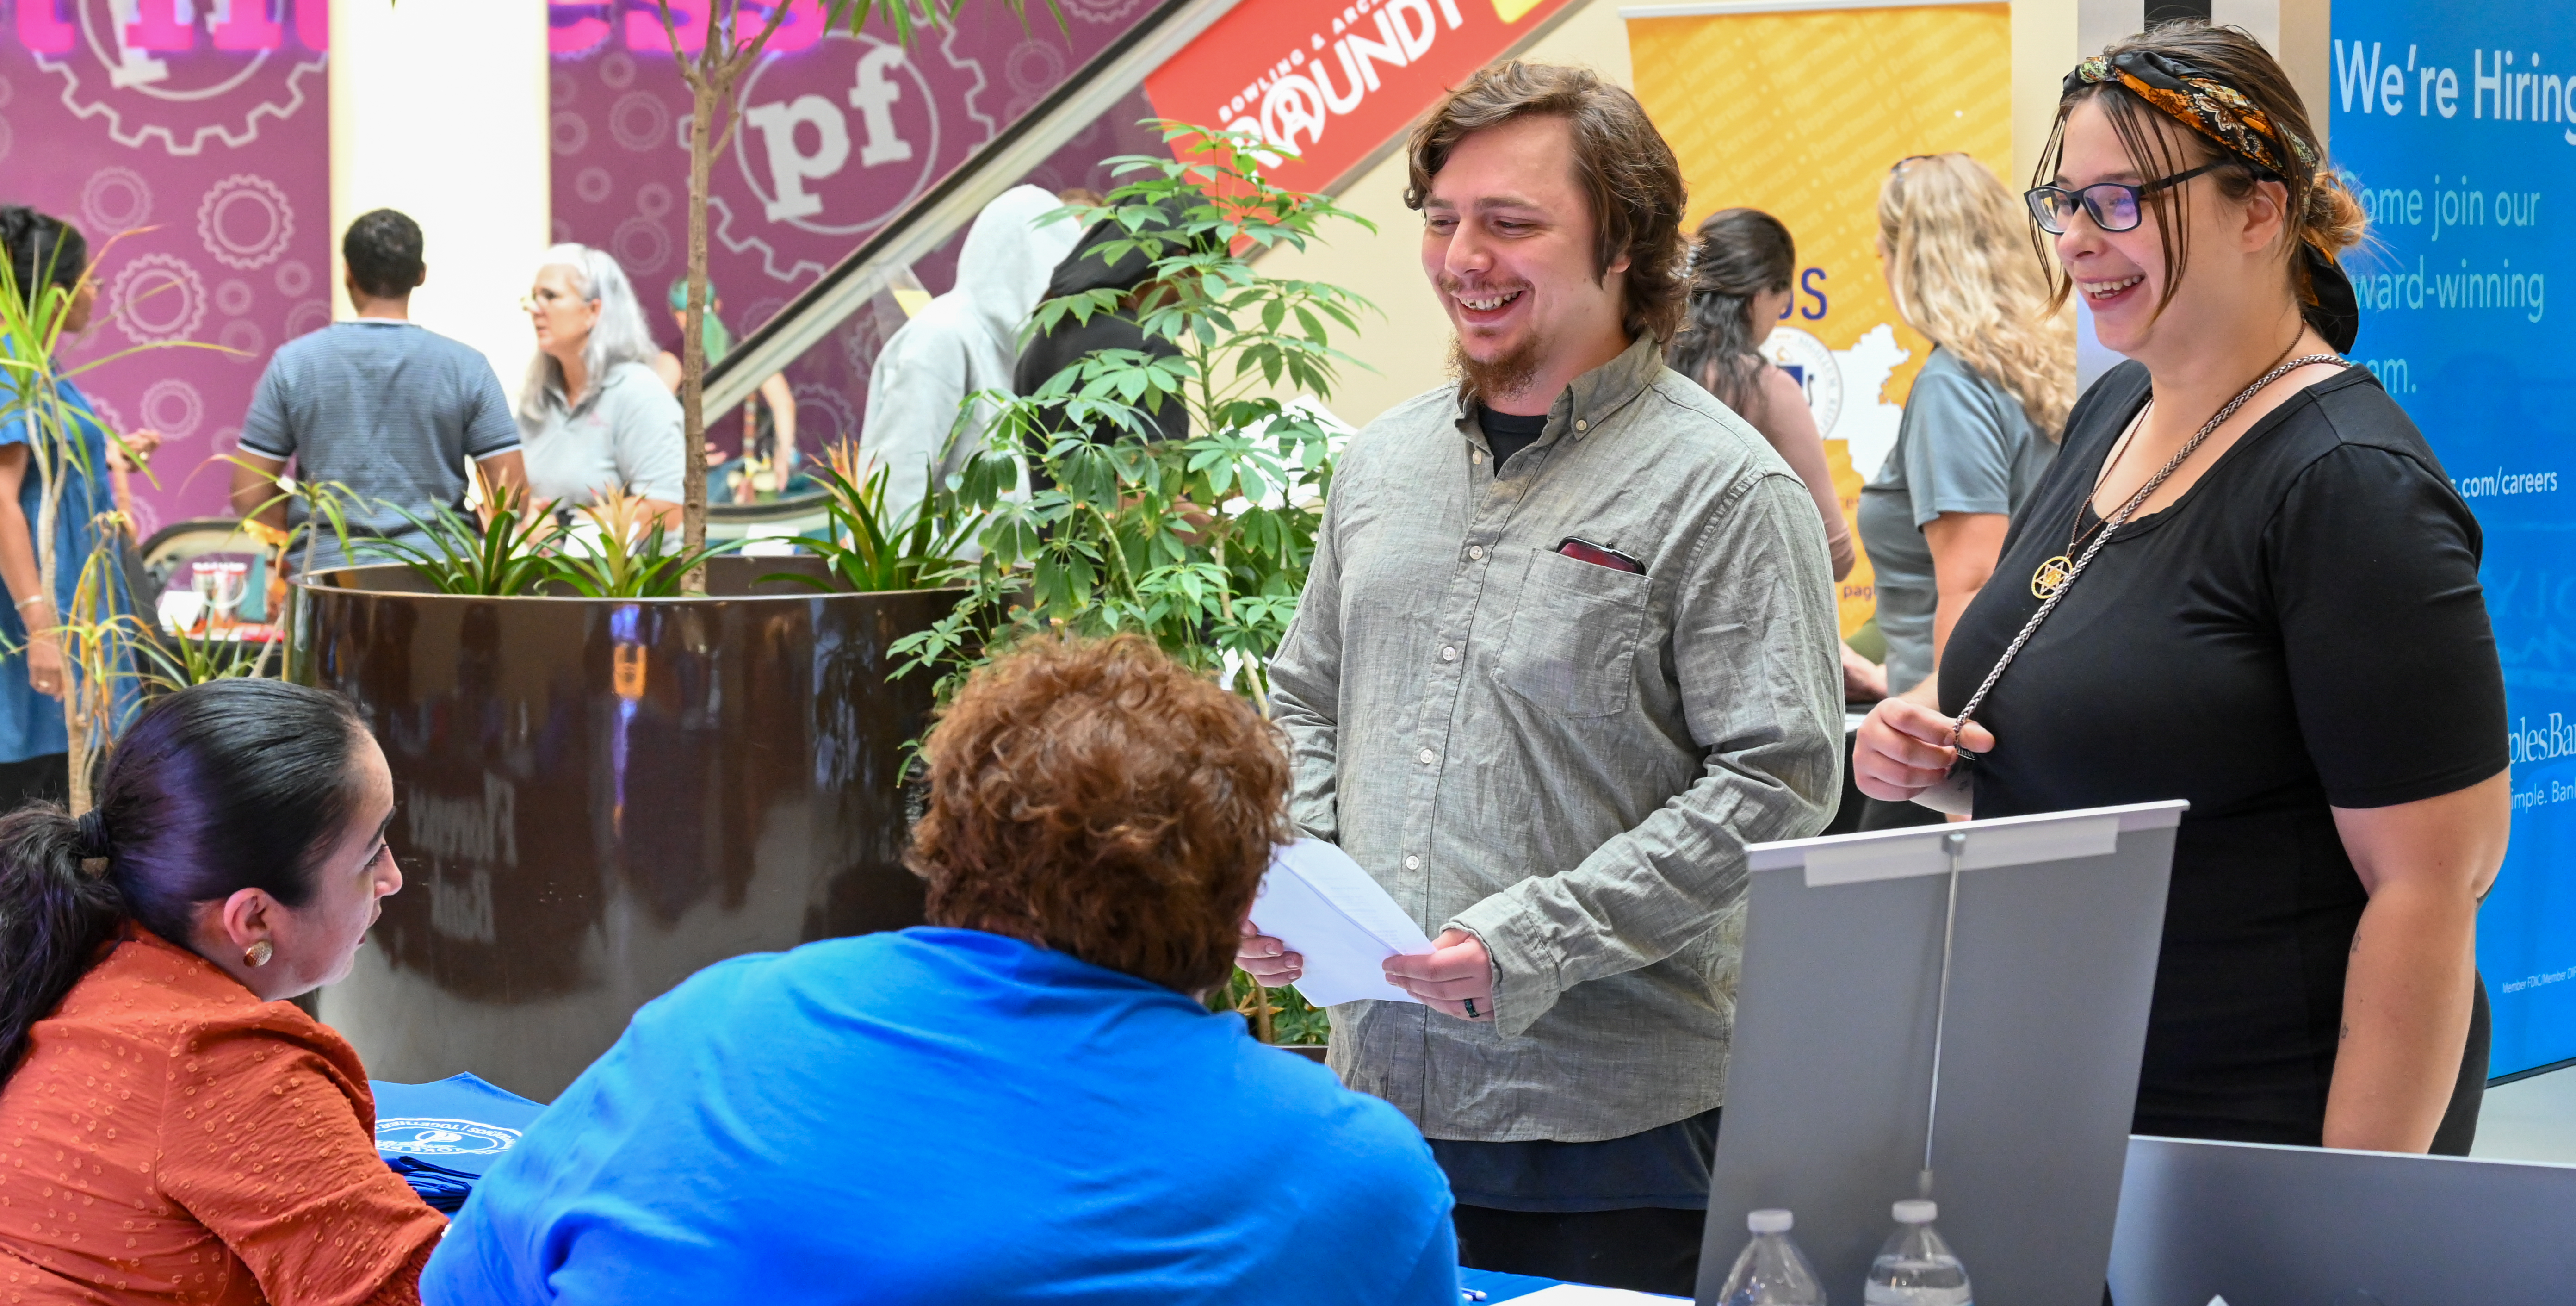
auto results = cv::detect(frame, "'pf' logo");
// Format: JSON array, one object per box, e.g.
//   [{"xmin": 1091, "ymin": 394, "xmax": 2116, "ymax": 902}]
[
  {"xmin": 28, "ymin": 0, "xmax": 328, "ymax": 155},
  {"xmin": 735, "ymin": 31, "xmax": 941, "ymax": 237}
]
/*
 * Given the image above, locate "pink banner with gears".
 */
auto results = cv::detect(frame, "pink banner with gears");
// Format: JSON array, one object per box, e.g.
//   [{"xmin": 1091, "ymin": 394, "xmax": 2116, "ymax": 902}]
[
  {"xmin": 546, "ymin": 0, "xmax": 1168, "ymax": 460},
  {"xmin": 1, "ymin": 0, "xmax": 330, "ymax": 539}
]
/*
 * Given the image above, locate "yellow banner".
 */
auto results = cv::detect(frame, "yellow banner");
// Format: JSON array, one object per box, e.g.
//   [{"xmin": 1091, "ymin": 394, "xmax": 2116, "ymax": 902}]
[{"xmin": 1629, "ymin": 2, "xmax": 2013, "ymax": 639}]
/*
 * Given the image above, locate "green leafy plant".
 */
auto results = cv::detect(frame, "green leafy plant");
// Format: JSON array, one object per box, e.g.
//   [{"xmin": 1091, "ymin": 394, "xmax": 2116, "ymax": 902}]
[
  {"xmin": 894, "ymin": 121, "xmax": 1371, "ymax": 712},
  {"xmin": 1215, "ymin": 968, "xmax": 1334, "ymax": 1046},
  {"xmin": 893, "ymin": 124, "xmax": 1375, "ymax": 1045},
  {"xmin": 769, "ymin": 440, "xmax": 976, "ymax": 594},
  {"xmin": 362, "ymin": 482, "xmax": 569, "ymax": 597},
  {"xmin": 554, "ymin": 490, "xmax": 734, "ymax": 598}
]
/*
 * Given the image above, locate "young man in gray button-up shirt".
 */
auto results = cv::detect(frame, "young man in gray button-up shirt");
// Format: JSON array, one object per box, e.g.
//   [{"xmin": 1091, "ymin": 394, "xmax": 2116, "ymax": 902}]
[{"xmin": 1240, "ymin": 63, "xmax": 1844, "ymax": 1294}]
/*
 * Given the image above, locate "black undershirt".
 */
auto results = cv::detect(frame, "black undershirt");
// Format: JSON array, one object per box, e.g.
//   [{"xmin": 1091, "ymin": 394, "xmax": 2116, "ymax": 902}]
[
  {"xmin": 1939, "ymin": 360, "xmax": 2506, "ymax": 1146},
  {"xmin": 1477, "ymin": 405, "xmax": 1548, "ymax": 475}
]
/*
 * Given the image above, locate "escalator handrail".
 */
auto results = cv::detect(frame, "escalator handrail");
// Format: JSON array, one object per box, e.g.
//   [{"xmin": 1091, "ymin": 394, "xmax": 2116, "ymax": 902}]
[{"xmin": 700, "ymin": 0, "xmax": 1243, "ymax": 418}]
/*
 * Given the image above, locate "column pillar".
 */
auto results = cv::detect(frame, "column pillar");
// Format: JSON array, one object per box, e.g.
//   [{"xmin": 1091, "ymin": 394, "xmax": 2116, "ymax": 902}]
[{"xmin": 329, "ymin": 0, "xmax": 550, "ymax": 402}]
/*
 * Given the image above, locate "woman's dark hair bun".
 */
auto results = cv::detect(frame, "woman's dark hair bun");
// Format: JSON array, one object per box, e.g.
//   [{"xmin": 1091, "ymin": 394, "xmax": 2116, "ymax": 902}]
[
  {"xmin": 0, "ymin": 679, "xmax": 371, "ymax": 1081},
  {"xmin": 72, "ymin": 808, "xmax": 110, "ymax": 860},
  {"xmin": 1669, "ymin": 207, "xmax": 1797, "ymax": 423},
  {"xmin": 0, "ymin": 804, "xmax": 123, "ymax": 1076}
]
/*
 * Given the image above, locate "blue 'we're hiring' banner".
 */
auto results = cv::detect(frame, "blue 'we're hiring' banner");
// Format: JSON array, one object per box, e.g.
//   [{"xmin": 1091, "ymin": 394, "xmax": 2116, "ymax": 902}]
[{"xmin": 2332, "ymin": 0, "xmax": 2576, "ymax": 1079}]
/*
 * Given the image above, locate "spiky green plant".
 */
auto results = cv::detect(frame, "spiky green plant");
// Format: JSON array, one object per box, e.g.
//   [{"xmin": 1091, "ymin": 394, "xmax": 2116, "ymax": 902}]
[
  {"xmin": 0, "ymin": 230, "xmax": 220, "ymax": 810},
  {"xmin": 553, "ymin": 490, "xmax": 733, "ymax": 598},
  {"xmin": 133, "ymin": 621, "xmax": 268, "ymax": 695},
  {"xmin": 362, "ymin": 482, "xmax": 569, "ymax": 597},
  {"xmin": 768, "ymin": 441, "xmax": 976, "ymax": 594}
]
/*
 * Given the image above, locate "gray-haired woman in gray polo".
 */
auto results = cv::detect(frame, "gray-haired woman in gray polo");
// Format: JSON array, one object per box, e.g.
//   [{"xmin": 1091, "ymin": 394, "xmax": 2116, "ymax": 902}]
[{"xmin": 518, "ymin": 244, "xmax": 686, "ymax": 527}]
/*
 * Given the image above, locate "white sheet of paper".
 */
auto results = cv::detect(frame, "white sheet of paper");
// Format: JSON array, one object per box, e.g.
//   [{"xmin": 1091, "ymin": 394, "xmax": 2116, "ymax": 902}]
[
  {"xmin": 1248, "ymin": 839, "xmax": 1434, "ymax": 1007},
  {"xmin": 1504, "ymin": 1285, "xmax": 1690, "ymax": 1304}
]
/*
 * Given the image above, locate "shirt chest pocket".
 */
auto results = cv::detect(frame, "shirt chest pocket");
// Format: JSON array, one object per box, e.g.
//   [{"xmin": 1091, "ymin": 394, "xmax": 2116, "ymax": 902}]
[{"xmin": 1493, "ymin": 549, "xmax": 1652, "ymax": 718}]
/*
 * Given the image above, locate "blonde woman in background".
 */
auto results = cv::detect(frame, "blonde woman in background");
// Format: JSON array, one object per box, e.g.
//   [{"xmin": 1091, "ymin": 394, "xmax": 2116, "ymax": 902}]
[{"xmin": 1855, "ymin": 154, "xmax": 2074, "ymax": 828}]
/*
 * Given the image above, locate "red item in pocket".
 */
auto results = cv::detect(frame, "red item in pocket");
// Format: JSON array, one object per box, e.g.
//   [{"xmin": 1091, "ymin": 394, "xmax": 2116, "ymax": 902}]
[{"xmin": 1554, "ymin": 537, "xmax": 1646, "ymax": 575}]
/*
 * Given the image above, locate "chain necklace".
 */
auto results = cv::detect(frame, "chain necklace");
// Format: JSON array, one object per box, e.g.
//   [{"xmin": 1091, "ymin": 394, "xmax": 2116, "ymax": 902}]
[
  {"xmin": 2031, "ymin": 404, "xmax": 2152, "ymax": 599},
  {"xmin": 1962, "ymin": 349, "xmax": 2346, "ymax": 746},
  {"xmin": 2028, "ymin": 336, "xmax": 2309, "ymax": 603}
]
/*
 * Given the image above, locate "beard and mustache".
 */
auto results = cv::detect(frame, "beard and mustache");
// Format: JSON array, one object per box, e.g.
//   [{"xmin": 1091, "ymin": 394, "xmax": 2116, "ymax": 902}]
[{"xmin": 1439, "ymin": 274, "xmax": 1544, "ymax": 407}]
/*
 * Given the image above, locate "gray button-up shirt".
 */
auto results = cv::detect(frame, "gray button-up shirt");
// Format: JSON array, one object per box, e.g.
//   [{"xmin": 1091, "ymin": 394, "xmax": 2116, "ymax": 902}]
[{"xmin": 1269, "ymin": 335, "xmax": 1843, "ymax": 1143}]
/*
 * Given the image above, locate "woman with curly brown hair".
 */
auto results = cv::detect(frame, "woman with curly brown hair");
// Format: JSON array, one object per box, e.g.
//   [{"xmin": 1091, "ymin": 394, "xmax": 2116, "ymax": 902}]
[{"xmin": 427, "ymin": 635, "xmax": 1458, "ymax": 1306}]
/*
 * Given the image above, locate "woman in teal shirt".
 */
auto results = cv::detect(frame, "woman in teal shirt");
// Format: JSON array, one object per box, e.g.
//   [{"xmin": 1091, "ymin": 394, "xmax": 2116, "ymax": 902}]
[
  {"xmin": 0, "ymin": 207, "xmax": 134, "ymax": 812},
  {"xmin": 1854, "ymin": 157, "xmax": 2072, "ymax": 830}
]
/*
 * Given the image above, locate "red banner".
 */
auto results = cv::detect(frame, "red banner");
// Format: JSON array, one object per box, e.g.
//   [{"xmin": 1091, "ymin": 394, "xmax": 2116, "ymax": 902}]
[{"xmin": 1143, "ymin": 0, "xmax": 1578, "ymax": 194}]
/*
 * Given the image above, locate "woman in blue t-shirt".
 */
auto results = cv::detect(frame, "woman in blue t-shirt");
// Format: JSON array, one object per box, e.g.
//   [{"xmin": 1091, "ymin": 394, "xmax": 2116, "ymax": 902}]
[
  {"xmin": 0, "ymin": 207, "xmax": 136, "ymax": 811},
  {"xmin": 427, "ymin": 635, "xmax": 1459, "ymax": 1306},
  {"xmin": 1854, "ymin": 155, "xmax": 2075, "ymax": 829}
]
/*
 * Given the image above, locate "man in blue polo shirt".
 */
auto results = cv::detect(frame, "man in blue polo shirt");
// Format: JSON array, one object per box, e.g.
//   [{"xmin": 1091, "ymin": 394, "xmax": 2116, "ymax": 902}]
[{"xmin": 231, "ymin": 209, "xmax": 526, "ymax": 572}]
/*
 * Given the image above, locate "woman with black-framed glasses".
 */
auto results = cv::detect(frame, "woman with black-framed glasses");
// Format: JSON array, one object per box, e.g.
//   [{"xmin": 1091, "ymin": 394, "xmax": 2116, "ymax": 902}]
[{"xmin": 1854, "ymin": 21, "xmax": 2508, "ymax": 1156}]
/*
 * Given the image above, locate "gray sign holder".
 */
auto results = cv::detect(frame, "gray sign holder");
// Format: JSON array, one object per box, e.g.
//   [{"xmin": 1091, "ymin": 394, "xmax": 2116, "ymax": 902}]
[{"xmin": 1700, "ymin": 801, "xmax": 2185, "ymax": 1306}]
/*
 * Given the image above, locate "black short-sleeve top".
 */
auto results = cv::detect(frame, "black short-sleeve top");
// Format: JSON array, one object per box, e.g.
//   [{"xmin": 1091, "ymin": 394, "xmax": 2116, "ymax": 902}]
[{"xmin": 1938, "ymin": 360, "xmax": 2508, "ymax": 1145}]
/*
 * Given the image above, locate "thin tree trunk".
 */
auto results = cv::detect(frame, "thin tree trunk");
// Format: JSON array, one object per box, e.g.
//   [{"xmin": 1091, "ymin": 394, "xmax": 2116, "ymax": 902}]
[{"xmin": 679, "ymin": 78, "xmax": 718, "ymax": 595}]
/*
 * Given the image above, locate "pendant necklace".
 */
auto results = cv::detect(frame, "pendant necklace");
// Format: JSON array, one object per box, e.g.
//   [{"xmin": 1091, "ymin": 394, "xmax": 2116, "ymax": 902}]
[
  {"xmin": 2028, "ymin": 336, "xmax": 2311, "ymax": 602},
  {"xmin": 2030, "ymin": 404, "xmax": 2150, "ymax": 600}
]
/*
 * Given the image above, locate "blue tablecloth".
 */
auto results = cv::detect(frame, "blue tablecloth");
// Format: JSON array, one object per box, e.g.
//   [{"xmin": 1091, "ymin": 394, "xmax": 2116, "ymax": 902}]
[{"xmin": 369, "ymin": 1075, "xmax": 1663, "ymax": 1301}]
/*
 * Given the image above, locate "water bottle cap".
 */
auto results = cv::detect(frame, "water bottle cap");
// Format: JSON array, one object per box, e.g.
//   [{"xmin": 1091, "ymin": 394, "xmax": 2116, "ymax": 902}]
[
  {"xmin": 1894, "ymin": 1200, "xmax": 1937, "ymax": 1224},
  {"xmin": 1746, "ymin": 1208, "xmax": 1793, "ymax": 1233}
]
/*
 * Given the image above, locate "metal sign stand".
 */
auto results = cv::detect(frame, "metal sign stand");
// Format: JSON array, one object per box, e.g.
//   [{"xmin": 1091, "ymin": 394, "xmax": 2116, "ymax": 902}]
[{"xmin": 1698, "ymin": 801, "xmax": 2185, "ymax": 1306}]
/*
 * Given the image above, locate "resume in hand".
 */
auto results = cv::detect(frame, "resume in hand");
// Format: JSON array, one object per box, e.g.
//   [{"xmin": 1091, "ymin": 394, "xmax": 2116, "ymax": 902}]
[{"xmin": 1250, "ymin": 840, "xmax": 1437, "ymax": 1007}]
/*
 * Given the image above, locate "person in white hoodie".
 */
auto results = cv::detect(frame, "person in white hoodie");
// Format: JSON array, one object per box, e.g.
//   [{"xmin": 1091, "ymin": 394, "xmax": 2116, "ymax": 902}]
[{"xmin": 860, "ymin": 185, "xmax": 1083, "ymax": 524}]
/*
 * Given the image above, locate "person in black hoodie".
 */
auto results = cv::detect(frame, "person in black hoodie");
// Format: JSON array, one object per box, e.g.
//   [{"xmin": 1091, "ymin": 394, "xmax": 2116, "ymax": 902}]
[{"xmin": 1012, "ymin": 208, "xmax": 1193, "ymax": 469}]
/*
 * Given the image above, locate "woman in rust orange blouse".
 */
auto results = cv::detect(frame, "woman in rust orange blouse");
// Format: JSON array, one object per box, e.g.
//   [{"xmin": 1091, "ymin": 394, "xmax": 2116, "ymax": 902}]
[{"xmin": 0, "ymin": 678, "xmax": 441, "ymax": 1304}]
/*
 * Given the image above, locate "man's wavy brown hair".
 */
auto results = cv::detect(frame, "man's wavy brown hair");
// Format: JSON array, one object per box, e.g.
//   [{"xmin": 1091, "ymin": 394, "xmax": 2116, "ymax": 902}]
[
  {"xmin": 1404, "ymin": 61, "xmax": 1690, "ymax": 344},
  {"xmin": 907, "ymin": 634, "xmax": 1289, "ymax": 994}
]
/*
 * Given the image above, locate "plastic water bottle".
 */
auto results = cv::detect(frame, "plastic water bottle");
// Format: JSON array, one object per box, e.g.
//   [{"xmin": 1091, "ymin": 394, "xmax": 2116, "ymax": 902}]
[
  {"xmin": 1716, "ymin": 1208, "xmax": 1827, "ymax": 1306},
  {"xmin": 1864, "ymin": 1200, "xmax": 1973, "ymax": 1305}
]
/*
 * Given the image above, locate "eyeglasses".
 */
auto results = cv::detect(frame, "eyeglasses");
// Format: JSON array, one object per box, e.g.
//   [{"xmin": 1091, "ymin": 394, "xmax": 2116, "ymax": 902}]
[
  {"xmin": 518, "ymin": 288, "xmax": 584, "ymax": 313},
  {"xmin": 2023, "ymin": 160, "xmax": 2236, "ymax": 234}
]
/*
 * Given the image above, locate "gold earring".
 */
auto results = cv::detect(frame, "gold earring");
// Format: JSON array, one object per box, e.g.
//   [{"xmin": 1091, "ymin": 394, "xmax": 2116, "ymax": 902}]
[{"xmin": 243, "ymin": 940, "xmax": 274, "ymax": 968}]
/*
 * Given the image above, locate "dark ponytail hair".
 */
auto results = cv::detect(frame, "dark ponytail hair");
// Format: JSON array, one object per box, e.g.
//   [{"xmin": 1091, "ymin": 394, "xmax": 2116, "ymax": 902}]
[
  {"xmin": 1667, "ymin": 208, "xmax": 1795, "ymax": 423},
  {"xmin": 0, "ymin": 206, "xmax": 89, "ymax": 309},
  {"xmin": 0, "ymin": 680, "xmax": 371, "ymax": 1079}
]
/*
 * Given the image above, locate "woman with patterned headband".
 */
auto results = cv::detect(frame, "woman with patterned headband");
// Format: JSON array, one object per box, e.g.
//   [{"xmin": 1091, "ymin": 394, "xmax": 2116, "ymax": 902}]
[{"xmin": 1855, "ymin": 20, "xmax": 2508, "ymax": 1154}]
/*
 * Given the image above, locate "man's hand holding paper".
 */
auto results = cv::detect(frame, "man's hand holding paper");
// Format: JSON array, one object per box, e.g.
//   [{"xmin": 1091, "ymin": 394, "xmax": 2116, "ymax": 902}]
[
  {"xmin": 1381, "ymin": 929, "xmax": 1494, "ymax": 1022},
  {"xmin": 1240, "ymin": 840, "xmax": 1445, "ymax": 1009}
]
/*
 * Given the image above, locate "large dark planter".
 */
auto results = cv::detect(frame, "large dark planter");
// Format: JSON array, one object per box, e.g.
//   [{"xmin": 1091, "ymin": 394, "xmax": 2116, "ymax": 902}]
[{"xmin": 291, "ymin": 557, "xmax": 960, "ymax": 1099}]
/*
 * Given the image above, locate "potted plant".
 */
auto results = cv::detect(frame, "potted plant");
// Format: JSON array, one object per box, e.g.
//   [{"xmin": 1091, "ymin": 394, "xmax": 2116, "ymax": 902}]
[
  {"xmin": 896, "ymin": 124, "xmax": 1376, "ymax": 1050},
  {"xmin": 287, "ymin": 0, "xmax": 1017, "ymax": 1100}
]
